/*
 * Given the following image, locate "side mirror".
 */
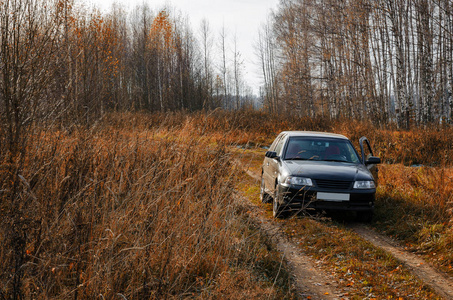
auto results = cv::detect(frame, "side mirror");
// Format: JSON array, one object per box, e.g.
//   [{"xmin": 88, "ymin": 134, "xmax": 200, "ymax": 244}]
[
  {"xmin": 265, "ymin": 151, "xmax": 280, "ymax": 160},
  {"xmin": 365, "ymin": 156, "xmax": 381, "ymax": 165}
]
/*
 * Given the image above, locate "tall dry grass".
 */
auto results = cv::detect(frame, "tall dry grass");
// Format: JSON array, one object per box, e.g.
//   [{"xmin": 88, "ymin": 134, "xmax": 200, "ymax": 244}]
[
  {"xmin": 166, "ymin": 110, "xmax": 453, "ymax": 272},
  {"xmin": 3, "ymin": 110, "xmax": 453, "ymax": 297},
  {"xmin": 0, "ymin": 114, "xmax": 293, "ymax": 299},
  {"xmin": 193, "ymin": 110, "xmax": 453, "ymax": 273},
  {"xmin": 144, "ymin": 110, "xmax": 453, "ymax": 167},
  {"xmin": 375, "ymin": 164, "xmax": 453, "ymax": 271},
  {"xmin": 115, "ymin": 110, "xmax": 453, "ymax": 220},
  {"xmin": 189, "ymin": 110, "xmax": 453, "ymax": 273}
]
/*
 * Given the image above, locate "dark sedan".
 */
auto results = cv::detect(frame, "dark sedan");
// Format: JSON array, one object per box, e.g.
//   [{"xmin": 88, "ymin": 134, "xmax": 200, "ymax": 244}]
[{"xmin": 260, "ymin": 131, "xmax": 380, "ymax": 221}]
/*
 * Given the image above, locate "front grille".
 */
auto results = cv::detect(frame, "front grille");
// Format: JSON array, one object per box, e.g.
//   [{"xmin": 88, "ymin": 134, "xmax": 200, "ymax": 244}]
[{"xmin": 315, "ymin": 179, "xmax": 352, "ymax": 190}]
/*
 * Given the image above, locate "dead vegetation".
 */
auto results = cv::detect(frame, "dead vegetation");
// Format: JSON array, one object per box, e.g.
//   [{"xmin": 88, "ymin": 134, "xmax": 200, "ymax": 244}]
[
  {"xmin": 222, "ymin": 110, "xmax": 453, "ymax": 296},
  {"xmin": 235, "ymin": 158, "xmax": 442, "ymax": 299},
  {"xmin": 1, "ymin": 110, "xmax": 453, "ymax": 298},
  {"xmin": 376, "ymin": 164, "xmax": 453, "ymax": 275},
  {"xmin": 0, "ymin": 113, "xmax": 296, "ymax": 299},
  {"xmin": 228, "ymin": 112, "xmax": 452, "ymax": 299}
]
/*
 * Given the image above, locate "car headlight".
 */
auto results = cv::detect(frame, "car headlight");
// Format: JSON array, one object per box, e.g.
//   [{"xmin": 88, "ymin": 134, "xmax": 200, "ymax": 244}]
[
  {"xmin": 353, "ymin": 181, "xmax": 376, "ymax": 189},
  {"xmin": 282, "ymin": 176, "xmax": 313, "ymax": 187}
]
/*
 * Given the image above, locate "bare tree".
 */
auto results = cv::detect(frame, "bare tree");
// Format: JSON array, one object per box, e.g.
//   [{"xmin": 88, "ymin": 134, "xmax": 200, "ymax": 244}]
[
  {"xmin": 219, "ymin": 24, "xmax": 230, "ymax": 109},
  {"xmin": 232, "ymin": 33, "xmax": 244, "ymax": 110},
  {"xmin": 263, "ymin": 0, "xmax": 453, "ymax": 125},
  {"xmin": 0, "ymin": 0, "xmax": 67, "ymax": 296},
  {"xmin": 199, "ymin": 18, "xmax": 214, "ymax": 109},
  {"xmin": 256, "ymin": 19, "xmax": 280, "ymax": 114}
]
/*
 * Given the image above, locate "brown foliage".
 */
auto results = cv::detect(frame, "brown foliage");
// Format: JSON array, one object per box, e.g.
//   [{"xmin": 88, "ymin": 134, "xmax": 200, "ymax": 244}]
[
  {"xmin": 3, "ymin": 109, "xmax": 453, "ymax": 297},
  {"xmin": 0, "ymin": 113, "xmax": 292, "ymax": 298},
  {"xmin": 376, "ymin": 164, "xmax": 453, "ymax": 273}
]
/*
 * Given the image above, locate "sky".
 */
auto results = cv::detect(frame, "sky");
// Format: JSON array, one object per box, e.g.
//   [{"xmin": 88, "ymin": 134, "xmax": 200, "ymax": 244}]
[{"xmin": 87, "ymin": 0, "xmax": 280, "ymax": 95}]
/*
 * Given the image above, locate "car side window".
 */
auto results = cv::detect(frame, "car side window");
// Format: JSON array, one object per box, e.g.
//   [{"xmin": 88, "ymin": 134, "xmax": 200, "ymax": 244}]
[
  {"xmin": 269, "ymin": 134, "xmax": 282, "ymax": 151},
  {"xmin": 363, "ymin": 142, "xmax": 373, "ymax": 160},
  {"xmin": 274, "ymin": 135, "xmax": 287, "ymax": 156}
]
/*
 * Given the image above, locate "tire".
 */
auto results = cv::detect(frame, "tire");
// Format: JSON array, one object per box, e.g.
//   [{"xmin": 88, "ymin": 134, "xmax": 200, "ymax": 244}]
[
  {"xmin": 260, "ymin": 175, "xmax": 272, "ymax": 203},
  {"xmin": 272, "ymin": 186, "xmax": 286, "ymax": 218}
]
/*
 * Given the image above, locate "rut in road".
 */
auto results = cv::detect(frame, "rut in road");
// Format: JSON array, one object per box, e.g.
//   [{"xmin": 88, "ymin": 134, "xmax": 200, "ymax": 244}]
[
  {"xmin": 350, "ymin": 225, "xmax": 453, "ymax": 300},
  {"xmin": 235, "ymin": 193, "xmax": 345, "ymax": 299}
]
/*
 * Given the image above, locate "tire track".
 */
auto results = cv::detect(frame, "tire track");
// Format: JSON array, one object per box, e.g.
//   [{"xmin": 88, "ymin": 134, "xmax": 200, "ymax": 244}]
[
  {"xmin": 234, "ymin": 162, "xmax": 345, "ymax": 299},
  {"xmin": 235, "ymin": 193, "xmax": 345, "ymax": 299},
  {"xmin": 350, "ymin": 225, "xmax": 453, "ymax": 300}
]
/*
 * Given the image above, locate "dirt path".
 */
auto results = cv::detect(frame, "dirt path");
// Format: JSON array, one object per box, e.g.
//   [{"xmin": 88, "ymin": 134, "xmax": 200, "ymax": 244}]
[
  {"xmin": 241, "ymin": 164, "xmax": 453, "ymax": 299},
  {"xmin": 237, "ymin": 163, "xmax": 345, "ymax": 297},
  {"xmin": 235, "ymin": 193, "xmax": 345, "ymax": 299},
  {"xmin": 350, "ymin": 225, "xmax": 453, "ymax": 299}
]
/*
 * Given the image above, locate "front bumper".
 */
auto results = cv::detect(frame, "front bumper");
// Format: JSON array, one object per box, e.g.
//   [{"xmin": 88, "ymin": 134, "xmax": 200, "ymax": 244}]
[{"xmin": 277, "ymin": 184, "xmax": 375, "ymax": 212}]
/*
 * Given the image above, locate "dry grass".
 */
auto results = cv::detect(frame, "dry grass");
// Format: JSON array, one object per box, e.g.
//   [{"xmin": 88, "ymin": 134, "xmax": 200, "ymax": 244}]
[
  {"xmin": 183, "ymin": 110, "xmax": 453, "ymax": 275},
  {"xmin": 0, "ymin": 113, "xmax": 296, "ymax": 299},
  {"xmin": 2, "ymin": 110, "xmax": 453, "ymax": 298},
  {"xmin": 110, "ymin": 111, "xmax": 453, "ymax": 277},
  {"xmin": 102, "ymin": 110, "xmax": 453, "ymax": 167},
  {"xmin": 223, "ymin": 110, "xmax": 453, "ymax": 295},
  {"xmin": 235, "ymin": 164, "xmax": 440, "ymax": 299},
  {"xmin": 285, "ymin": 218, "xmax": 439, "ymax": 299},
  {"xmin": 183, "ymin": 110, "xmax": 453, "ymax": 168},
  {"xmin": 375, "ymin": 164, "xmax": 453, "ymax": 275}
]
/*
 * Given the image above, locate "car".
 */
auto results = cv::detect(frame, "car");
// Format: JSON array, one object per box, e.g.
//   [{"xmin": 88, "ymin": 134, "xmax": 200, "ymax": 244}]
[{"xmin": 260, "ymin": 131, "xmax": 380, "ymax": 221}]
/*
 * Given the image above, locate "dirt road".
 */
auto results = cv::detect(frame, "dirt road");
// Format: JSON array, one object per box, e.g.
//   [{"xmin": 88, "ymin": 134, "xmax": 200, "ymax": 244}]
[
  {"xmin": 236, "ymin": 193, "xmax": 345, "ymax": 299},
  {"xmin": 350, "ymin": 225, "xmax": 453, "ymax": 299}
]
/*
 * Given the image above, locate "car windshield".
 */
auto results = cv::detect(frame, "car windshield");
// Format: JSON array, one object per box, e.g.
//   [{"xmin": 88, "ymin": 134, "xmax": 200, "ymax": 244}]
[{"xmin": 284, "ymin": 137, "xmax": 361, "ymax": 163}]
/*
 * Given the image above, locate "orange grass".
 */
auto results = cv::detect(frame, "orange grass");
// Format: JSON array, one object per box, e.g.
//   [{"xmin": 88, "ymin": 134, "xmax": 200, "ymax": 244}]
[
  {"xmin": 234, "ymin": 161, "xmax": 440, "ymax": 299},
  {"xmin": 2, "ymin": 110, "xmax": 453, "ymax": 297},
  {"xmin": 284, "ymin": 218, "xmax": 439, "ymax": 299},
  {"xmin": 128, "ymin": 110, "xmax": 453, "ymax": 168},
  {"xmin": 0, "ymin": 114, "xmax": 295, "ymax": 299},
  {"xmin": 202, "ymin": 110, "xmax": 453, "ymax": 274},
  {"xmin": 109, "ymin": 111, "xmax": 453, "ymax": 275},
  {"xmin": 375, "ymin": 164, "xmax": 453, "ymax": 274}
]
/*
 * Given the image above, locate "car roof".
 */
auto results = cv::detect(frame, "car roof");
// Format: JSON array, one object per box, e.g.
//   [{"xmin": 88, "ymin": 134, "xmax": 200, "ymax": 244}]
[{"xmin": 280, "ymin": 131, "xmax": 349, "ymax": 140}]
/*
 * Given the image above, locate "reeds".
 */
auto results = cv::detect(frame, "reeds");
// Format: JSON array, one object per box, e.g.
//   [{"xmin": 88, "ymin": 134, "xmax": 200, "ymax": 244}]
[
  {"xmin": 376, "ymin": 164, "xmax": 453, "ymax": 272},
  {"xmin": 0, "ymin": 114, "xmax": 291, "ymax": 298},
  {"xmin": 2, "ymin": 110, "xmax": 453, "ymax": 297}
]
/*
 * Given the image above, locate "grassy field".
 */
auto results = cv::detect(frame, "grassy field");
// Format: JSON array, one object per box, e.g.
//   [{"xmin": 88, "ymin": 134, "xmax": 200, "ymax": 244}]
[
  {"xmin": 247, "ymin": 112, "xmax": 452, "ymax": 264},
  {"xmin": 1, "ymin": 110, "xmax": 452, "ymax": 298},
  {"xmin": 236, "ymin": 169, "xmax": 442, "ymax": 299},
  {"xmin": 375, "ymin": 164, "xmax": 453, "ymax": 274},
  {"xmin": 0, "ymin": 113, "xmax": 296, "ymax": 299}
]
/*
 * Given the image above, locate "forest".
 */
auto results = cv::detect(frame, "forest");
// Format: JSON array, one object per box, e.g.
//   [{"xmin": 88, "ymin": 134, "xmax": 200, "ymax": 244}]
[
  {"xmin": 3, "ymin": 0, "xmax": 453, "ymax": 129},
  {"xmin": 1, "ymin": 0, "xmax": 453, "ymax": 298},
  {"xmin": 258, "ymin": 0, "xmax": 453, "ymax": 127}
]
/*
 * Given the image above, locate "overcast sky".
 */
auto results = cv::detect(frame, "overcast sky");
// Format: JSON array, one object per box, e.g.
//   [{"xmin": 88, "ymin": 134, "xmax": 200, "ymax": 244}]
[{"xmin": 87, "ymin": 0, "xmax": 279, "ymax": 95}]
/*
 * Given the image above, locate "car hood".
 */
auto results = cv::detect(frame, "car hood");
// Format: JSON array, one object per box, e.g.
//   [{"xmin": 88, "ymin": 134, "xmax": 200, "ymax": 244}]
[{"xmin": 283, "ymin": 160, "xmax": 374, "ymax": 181}]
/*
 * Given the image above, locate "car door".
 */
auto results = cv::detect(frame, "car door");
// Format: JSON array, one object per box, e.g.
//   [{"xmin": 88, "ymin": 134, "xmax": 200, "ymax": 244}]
[{"xmin": 359, "ymin": 137, "xmax": 379, "ymax": 181}]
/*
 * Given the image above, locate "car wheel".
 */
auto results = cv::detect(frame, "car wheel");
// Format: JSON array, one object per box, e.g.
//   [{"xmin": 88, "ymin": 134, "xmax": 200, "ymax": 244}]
[
  {"xmin": 273, "ymin": 186, "xmax": 286, "ymax": 218},
  {"xmin": 260, "ymin": 175, "xmax": 271, "ymax": 203}
]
